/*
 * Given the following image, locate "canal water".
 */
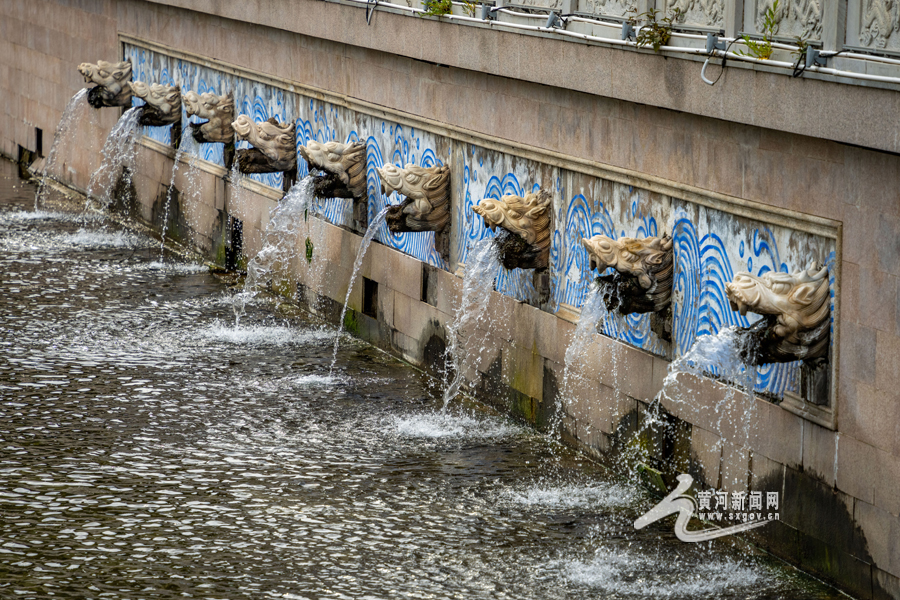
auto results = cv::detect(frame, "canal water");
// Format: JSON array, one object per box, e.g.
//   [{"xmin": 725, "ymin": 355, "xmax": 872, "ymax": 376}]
[{"xmin": 0, "ymin": 159, "xmax": 841, "ymax": 599}]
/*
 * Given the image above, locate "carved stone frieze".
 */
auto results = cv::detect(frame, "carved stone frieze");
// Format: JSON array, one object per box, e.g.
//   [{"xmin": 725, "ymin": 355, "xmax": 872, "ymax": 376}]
[
  {"xmin": 473, "ymin": 190, "xmax": 552, "ymax": 270},
  {"xmin": 298, "ymin": 141, "xmax": 368, "ymax": 200},
  {"xmin": 130, "ymin": 82, "xmax": 181, "ymax": 127},
  {"xmin": 77, "ymin": 60, "xmax": 133, "ymax": 108},
  {"xmin": 378, "ymin": 164, "xmax": 451, "ymax": 234},
  {"xmin": 860, "ymin": 0, "xmax": 900, "ymax": 48},
  {"xmin": 579, "ymin": 0, "xmax": 637, "ymax": 19},
  {"xmin": 581, "ymin": 234, "xmax": 674, "ymax": 315},
  {"xmin": 726, "ymin": 263, "xmax": 831, "ymax": 365},
  {"xmin": 183, "ymin": 91, "xmax": 234, "ymax": 144},
  {"xmin": 232, "ymin": 115, "xmax": 297, "ymax": 174},
  {"xmin": 754, "ymin": 0, "xmax": 822, "ymax": 39},
  {"xmin": 667, "ymin": 0, "xmax": 725, "ymax": 28}
]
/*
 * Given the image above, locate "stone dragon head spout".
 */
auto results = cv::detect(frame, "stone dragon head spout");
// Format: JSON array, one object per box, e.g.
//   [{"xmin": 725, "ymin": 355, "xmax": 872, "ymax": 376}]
[
  {"xmin": 130, "ymin": 82, "xmax": 180, "ymax": 115},
  {"xmin": 231, "ymin": 115, "xmax": 297, "ymax": 173},
  {"xmin": 581, "ymin": 234, "xmax": 673, "ymax": 290},
  {"xmin": 580, "ymin": 234, "xmax": 674, "ymax": 316},
  {"xmin": 473, "ymin": 190, "xmax": 552, "ymax": 246},
  {"xmin": 378, "ymin": 163, "xmax": 451, "ymax": 234},
  {"xmin": 130, "ymin": 81, "xmax": 181, "ymax": 127},
  {"xmin": 473, "ymin": 190, "xmax": 552, "ymax": 270},
  {"xmin": 298, "ymin": 140, "xmax": 367, "ymax": 199},
  {"xmin": 726, "ymin": 263, "xmax": 830, "ymax": 343},
  {"xmin": 183, "ymin": 91, "xmax": 234, "ymax": 144},
  {"xmin": 77, "ymin": 59, "xmax": 133, "ymax": 108}
]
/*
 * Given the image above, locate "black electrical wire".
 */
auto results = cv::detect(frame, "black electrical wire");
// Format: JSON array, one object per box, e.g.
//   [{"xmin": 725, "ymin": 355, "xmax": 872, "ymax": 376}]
[
  {"xmin": 366, "ymin": 0, "xmax": 379, "ymax": 25},
  {"xmin": 704, "ymin": 38, "xmax": 738, "ymax": 86},
  {"xmin": 792, "ymin": 48, "xmax": 848, "ymax": 78},
  {"xmin": 791, "ymin": 53, "xmax": 806, "ymax": 78}
]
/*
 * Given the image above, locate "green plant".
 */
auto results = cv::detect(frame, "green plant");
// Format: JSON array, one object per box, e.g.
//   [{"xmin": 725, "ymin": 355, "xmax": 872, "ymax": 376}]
[
  {"xmin": 792, "ymin": 33, "xmax": 810, "ymax": 58},
  {"xmin": 461, "ymin": 0, "xmax": 478, "ymax": 17},
  {"xmin": 421, "ymin": 0, "xmax": 452, "ymax": 17},
  {"xmin": 738, "ymin": 0, "xmax": 778, "ymax": 60},
  {"xmin": 629, "ymin": 9, "xmax": 680, "ymax": 53},
  {"xmin": 305, "ymin": 237, "xmax": 314, "ymax": 264}
]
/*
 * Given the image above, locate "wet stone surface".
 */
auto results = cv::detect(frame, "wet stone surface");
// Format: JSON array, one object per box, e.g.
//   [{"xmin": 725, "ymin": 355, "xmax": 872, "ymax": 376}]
[{"xmin": 0, "ymin": 160, "xmax": 843, "ymax": 599}]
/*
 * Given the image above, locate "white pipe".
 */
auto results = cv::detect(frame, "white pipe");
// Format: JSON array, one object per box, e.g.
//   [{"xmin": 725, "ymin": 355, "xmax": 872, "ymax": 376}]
[
  {"xmin": 341, "ymin": 0, "xmax": 900, "ymax": 85},
  {"xmin": 840, "ymin": 51, "xmax": 900, "ymax": 65}
]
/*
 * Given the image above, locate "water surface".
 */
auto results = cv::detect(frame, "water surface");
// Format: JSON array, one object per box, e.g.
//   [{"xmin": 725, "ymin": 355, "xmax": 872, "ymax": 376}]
[{"xmin": 0, "ymin": 160, "xmax": 841, "ymax": 599}]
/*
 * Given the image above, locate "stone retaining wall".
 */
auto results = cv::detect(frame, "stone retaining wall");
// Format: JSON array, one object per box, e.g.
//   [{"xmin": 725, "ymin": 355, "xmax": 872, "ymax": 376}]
[{"xmin": 2, "ymin": 0, "xmax": 900, "ymax": 597}]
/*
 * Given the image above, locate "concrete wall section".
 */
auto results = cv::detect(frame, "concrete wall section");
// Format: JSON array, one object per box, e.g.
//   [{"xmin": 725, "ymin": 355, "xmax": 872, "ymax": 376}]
[
  {"xmin": 0, "ymin": 0, "xmax": 122, "ymax": 190},
  {"xmin": 1, "ymin": 1, "xmax": 899, "ymax": 598},
  {"xmin": 139, "ymin": 0, "xmax": 900, "ymax": 155}
]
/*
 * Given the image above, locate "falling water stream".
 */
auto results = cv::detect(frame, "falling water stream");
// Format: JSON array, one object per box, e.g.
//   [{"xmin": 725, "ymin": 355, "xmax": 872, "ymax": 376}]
[
  {"xmin": 330, "ymin": 207, "xmax": 390, "ymax": 373},
  {"xmin": 441, "ymin": 238, "xmax": 501, "ymax": 408},
  {"xmin": 86, "ymin": 107, "xmax": 142, "ymax": 210},
  {"xmin": 0, "ymin": 160, "xmax": 844, "ymax": 600},
  {"xmin": 655, "ymin": 327, "xmax": 761, "ymax": 488},
  {"xmin": 554, "ymin": 283, "xmax": 618, "ymax": 435},
  {"xmin": 659, "ymin": 328, "xmax": 758, "ymax": 427},
  {"xmin": 158, "ymin": 127, "xmax": 200, "ymax": 256},
  {"xmin": 34, "ymin": 88, "xmax": 90, "ymax": 210},
  {"xmin": 231, "ymin": 177, "xmax": 317, "ymax": 325}
]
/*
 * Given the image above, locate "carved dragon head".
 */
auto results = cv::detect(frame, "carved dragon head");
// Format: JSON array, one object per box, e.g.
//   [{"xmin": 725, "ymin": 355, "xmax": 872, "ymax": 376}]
[
  {"xmin": 581, "ymin": 234, "xmax": 673, "ymax": 289},
  {"xmin": 129, "ymin": 82, "xmax": 181, "ymax": 115},
  {"xmin": 184, "ymin": 91, "xmax": 234, "ymax": 120},
  {"xmin": 298, "ymin": 141, "xmax": 366, "ymax": 185},
  {"xmin": 77, "ymin": 59, "xmax": 132, "ymax": 96},
  {"xmin": 183, "ymin": 92, "xmax": 234, "ymax": 143},
  {"xmin": 473, "ymin": 190, "xmax": 552, "ymax": 246},
  {"xmin": 726, "ymin": 263, "xmax": 830, "ymax": 342},
  {"xmin": 232, "ymin": 115, "xmax": 296, "ymax": 164},
  {"xmin": 377, "ymin": 163, "xmax": 450, "ymax": 216}
]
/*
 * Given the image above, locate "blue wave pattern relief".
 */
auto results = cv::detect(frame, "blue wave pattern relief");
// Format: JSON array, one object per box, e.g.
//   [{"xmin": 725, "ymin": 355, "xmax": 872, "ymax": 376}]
[
  {"xmin": 124, "ymin": 44, "xmax": 836, "ymax": 400},
  {"xmin": 126, "ymin": 44, "xmax": 294, "ymax": 188},
  {"xmin": 673, "ymin": 207, "xmax": 809, "ymax": 397},
  {"xmin": 295, "ymin": 100, "xmax": 448, "ymax": 268},
  {"xmin": 552, "ymin": 184, "xmax": 666, "ymax": 355},
  {"xmin": 456, "ymin": 146, "xmax": 545, "ymax": 302}
]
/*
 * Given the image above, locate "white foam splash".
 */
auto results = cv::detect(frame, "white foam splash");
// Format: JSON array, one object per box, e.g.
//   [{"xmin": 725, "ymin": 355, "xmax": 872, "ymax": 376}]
[
  {"xmin": 146, "ymin": 261, "xmax": 209, "ymax": 273},
  {"xmin": 64, "ymin": 229, "xmax": 145, "ymax": 248},
  {"xmin": 504, "ymin": 483, "xmax": 638, "ymax": 510},
  {"xmin": 562, "ymin": 549, "xmax": 763, "ymax": 596},
  {"xmin": 201, "ymin": 321, "xmax": 329, "ymax": 346},
  {"xmin": 288, "ymin": 374, "xmax": 341, "ymax": 387},
  {"xmin": 3, "ymin": 210, "xmax": 97, "ymax": 223},
  {"xmin": 393, "ymin": 412, "xmax": 520, "ymax": 440}
]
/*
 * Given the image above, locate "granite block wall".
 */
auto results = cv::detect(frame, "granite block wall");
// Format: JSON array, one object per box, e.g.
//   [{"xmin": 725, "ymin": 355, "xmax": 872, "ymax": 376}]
[{"xmin": 2, "ymin": 0, "xmax": 900, "ymax": 597}]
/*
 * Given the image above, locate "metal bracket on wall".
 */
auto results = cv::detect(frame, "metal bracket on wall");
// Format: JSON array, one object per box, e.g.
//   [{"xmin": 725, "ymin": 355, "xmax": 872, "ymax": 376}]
[
  {"xmin": 705, "ymin": 32, "xmax": 726, "ymax": 53},
  {"xmin": 545, "ymin": 11, "xmax": 561, "ymax": 28},
  {"xmin": 806, "ymin": 48, "xmax": 827, "ymax": 68}
]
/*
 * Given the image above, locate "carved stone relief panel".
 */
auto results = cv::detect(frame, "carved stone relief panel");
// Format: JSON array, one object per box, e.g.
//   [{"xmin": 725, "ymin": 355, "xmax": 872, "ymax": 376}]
[
  {"xmin": 576, "ymin": 0, "xmax": 637, "ymax": 19},
  {"xmin": 664, "ymin": 0, "xmax": 726, "ymax": 29},
  {"xmin": 510, "ymin": 0, "xmax": 567, "ymax": 10},
  {"xmin": 847, "ymin": 0, "xmax": 900, "ymax": 52},
  {"xmin": 743, "ymin": 0, "xmax": 823, "ymax": 40},
  {"xmin": 183, "ymin": 91, "xmax": 235, "ymax": 145}
]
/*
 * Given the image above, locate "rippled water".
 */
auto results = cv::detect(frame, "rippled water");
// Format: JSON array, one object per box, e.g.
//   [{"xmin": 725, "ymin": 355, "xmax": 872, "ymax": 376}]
[{"xmin": 0, "ymin": 160, "xmax": 842, "ymax": 599}]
